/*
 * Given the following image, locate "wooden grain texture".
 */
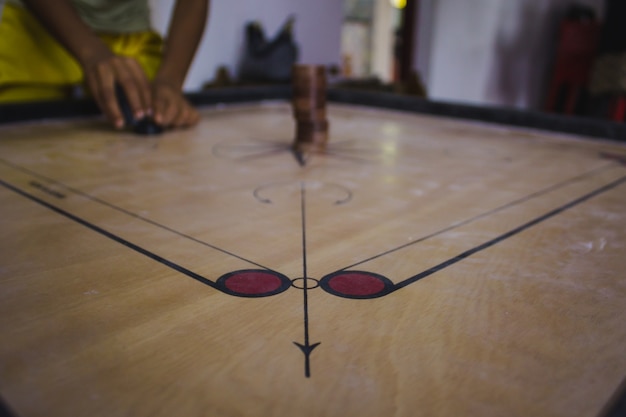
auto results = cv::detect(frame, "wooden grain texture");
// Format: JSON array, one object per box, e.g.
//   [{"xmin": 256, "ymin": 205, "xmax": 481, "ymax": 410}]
[{"xmin": 0, "ymin": 103, "xmax": 625, "ymax": 417}]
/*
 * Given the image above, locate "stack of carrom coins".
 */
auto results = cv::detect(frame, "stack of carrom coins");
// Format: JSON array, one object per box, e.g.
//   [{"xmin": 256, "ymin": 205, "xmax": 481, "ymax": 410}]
[{"xmin": 292, "ymin": 64, "xmax": 328, "ymax": 153}]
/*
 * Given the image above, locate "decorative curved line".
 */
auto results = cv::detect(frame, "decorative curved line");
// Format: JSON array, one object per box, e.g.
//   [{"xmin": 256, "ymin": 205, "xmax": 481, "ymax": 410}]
[
  {"xmin": 253, "ymin": 184, "xmax": 275, "ymax": 204},
  {"xmin": 328, "ymin": 182, "xmax": 353, "ymax": 205},
  {"xmin": 253, "ymin": 181, "xmax": 352, "ymax": 205}
]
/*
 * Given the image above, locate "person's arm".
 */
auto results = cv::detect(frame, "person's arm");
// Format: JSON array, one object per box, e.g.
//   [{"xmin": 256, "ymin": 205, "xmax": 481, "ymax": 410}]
[
  {"xmin": 21, "ymin": 0, "xmax": 152, "ymax": 128},
  {"xmin": 152, "ymin": 0, "xmax": 210, "ymax": 127}
]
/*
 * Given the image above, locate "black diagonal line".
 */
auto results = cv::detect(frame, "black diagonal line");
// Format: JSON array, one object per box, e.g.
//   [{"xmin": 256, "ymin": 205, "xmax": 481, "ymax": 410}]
[
  {"xmin": 340, "ymin": 163, "xmax": 619, "ymax": 271},
  {"xmin": 392, "ymin": 174, "xmax": 626, "ymax": 291},
  {"xmin": 1, "ymin": 178, "xmax": 220, "ymax": 290},
  {"xmin": 0, "ymin": 158, "xmax": 271, "ymax": 271}
]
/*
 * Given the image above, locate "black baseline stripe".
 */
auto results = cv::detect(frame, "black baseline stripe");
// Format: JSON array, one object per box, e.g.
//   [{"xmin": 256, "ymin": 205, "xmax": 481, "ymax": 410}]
[
  {"xmin": 0, "ymin": 396, "xmax": 17, "ymax": 417},
  {"xmin": 598, "ymin": 375, "xmax": 626, "ymax": 417},
  {"xmin": 0, "ymin": 178, "xmax": 221, "ymax": 290},
  {"xmin": 0, "ymin": 158, "xmax": 271, "ymax": 271},
  {"xmin": 393, "ymin": 174, "xmax": 626, "ymax": 291}
]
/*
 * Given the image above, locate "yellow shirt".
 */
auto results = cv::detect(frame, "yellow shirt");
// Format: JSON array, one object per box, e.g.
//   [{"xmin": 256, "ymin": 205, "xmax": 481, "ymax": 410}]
[
  {"xmin": 7, "ymin": 0, "xmax": 151, "ymax": 33},
  {"xmin": 0, "ymin": 1, "xmax": 162, "ymax": 102}
]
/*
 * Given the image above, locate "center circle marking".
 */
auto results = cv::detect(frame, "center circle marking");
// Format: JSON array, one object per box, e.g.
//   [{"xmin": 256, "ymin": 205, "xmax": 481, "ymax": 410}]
[{"xmin": 291, "ymin": 277, "xmax": 320, "ymax": 290}]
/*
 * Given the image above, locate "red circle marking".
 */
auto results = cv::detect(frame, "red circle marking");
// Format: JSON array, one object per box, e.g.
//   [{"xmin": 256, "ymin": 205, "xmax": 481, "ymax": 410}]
[
  {"xmin": 327, "ymin": 272, "xmax": 386, "ymax": 297},
  {"xmin": 223, "ymin": 271, "xmax": 283, "ymax": 295}
]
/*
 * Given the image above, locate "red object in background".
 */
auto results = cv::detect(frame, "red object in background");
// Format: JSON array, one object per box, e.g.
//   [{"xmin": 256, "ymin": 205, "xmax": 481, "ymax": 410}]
[
  {"xmin": 610, "ymin": 95, "xmax": 626, "ymax": 122},
  {"xmin": 545, "ymin": 19, "xmax": 601, "ymax": 115}
]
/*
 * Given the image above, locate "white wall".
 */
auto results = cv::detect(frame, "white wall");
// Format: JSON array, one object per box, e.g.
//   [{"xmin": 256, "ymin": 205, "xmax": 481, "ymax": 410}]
[
  {"xmin": 413, "ymin": 0, "xmax": 434, "ymax": 87},
  {"xmin": 150, "ymin": 0, "xmax": 605, "ymax": 109},
  {"xmin": 414, "ymin": 0, "xmax": 604, "ymax": 110},
  {"xmin": 149, "ymin": 0, "xmax": 343, "ymax": 91},
  {"xmin": 370, "ymin": 0, "xmax": 395, "ymax": 82}
]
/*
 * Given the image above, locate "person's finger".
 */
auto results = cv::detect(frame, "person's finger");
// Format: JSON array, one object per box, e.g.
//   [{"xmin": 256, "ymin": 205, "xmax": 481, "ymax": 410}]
[
  {"xmin": 160, "ymin": 98, "xmax": 180, "ymax": 127},
  {"xmin": 151, "ymin": 82, "xmax": 200, "ymax": 129},
  {"xmin": 113, "ymin": 58, "xmax": 146, "ymax": 121},
  {"xmin": 152, "ymin": 90, "xmax": 166, "ymax": 126},
  {"xmin": 93, "ymin": 62, "xmax": 124, "ymax": 129},
  {"xmin": 85, "ymin": 74, "xmax": 104, "ymax": 115},
  {"xmin": 122, "ymin": 58, "xmax": 152, "ymax": 117},
  {"xmin": 172, "ymin": 104, "xmax": 190, "ymax": 128},
  {"xmin": 152, "ymin": 88, "xmax": 179, "ymax": 127},
  {"xmin": 187, "ymin": 107, "xmax": 200, "ymax": 126},
  {"xmin": 178, "ymin": 104, "xmax": 200, "ymax": 127}
]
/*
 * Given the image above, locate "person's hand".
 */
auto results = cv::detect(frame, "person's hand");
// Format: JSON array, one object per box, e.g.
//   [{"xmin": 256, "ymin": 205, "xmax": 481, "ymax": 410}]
[
  {"xmin": 82, "ymin": 51, "xmax": 152, "ymax": 129},
  {"xmin": 151, "ymin": 80, "xmax": 200, "ymax": 128}
]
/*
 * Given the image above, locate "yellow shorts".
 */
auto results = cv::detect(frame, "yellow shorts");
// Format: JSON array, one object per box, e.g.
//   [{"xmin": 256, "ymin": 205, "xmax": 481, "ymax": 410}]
[{"xmin": 0, "ymin": 3, "xmax": 163, "ymax": 103}]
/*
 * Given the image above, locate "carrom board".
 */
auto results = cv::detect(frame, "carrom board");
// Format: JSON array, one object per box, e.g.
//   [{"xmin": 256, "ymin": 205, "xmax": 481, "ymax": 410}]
[{"xmin": 1, "ymin": 99, "xmax": 626, "ymax": 417}]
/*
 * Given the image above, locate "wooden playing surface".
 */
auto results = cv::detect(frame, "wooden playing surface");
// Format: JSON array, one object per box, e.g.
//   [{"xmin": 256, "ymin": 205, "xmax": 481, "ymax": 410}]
[{"xmin": 1, "ymin": 102, "xmax": 625, "ymax": 417}]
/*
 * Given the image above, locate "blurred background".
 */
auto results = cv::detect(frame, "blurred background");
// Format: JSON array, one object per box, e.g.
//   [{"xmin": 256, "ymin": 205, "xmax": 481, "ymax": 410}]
[{"xmin": 150, "ymin": 0, "xmax": 622, "ymax": 120}]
